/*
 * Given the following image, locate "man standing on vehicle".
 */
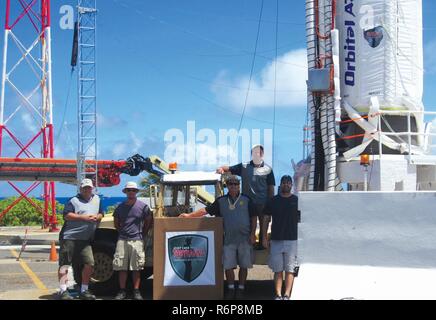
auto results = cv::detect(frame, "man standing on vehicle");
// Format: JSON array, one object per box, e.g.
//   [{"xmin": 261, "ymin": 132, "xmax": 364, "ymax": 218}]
[
  {"xmin": 113, "ymin": 181, "xmax": 152, "ymax": 300},
  {"xmin": 217, "ymin": 144, "xmax": 275, "ymax": 249},
  {"xmin": 262, "ymin": 175, "xmax": 300, "ymax": 300},
  {"xmin": 58, "ymin": 178, "xmax": 104, "ymax": 300},
  {"xmin": 180, "ymin": 175, "xmax": 257, "ymax": 299}
]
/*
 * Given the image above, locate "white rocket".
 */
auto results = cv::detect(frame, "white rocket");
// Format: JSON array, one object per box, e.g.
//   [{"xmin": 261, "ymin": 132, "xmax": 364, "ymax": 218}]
[{"xmin": 305, "ymin": 0, "xmax": 434, "ymax": 192}]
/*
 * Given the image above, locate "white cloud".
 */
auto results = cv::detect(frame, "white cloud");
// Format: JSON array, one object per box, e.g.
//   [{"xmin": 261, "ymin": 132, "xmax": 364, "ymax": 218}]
[
  {"xmin": 212, "ymin": 49, "xmax": 308, "ymax": 109},
  {"xmin": 425, "ymin": 39, "xmax": 436, "ymax": 74},
  {"xmin": 112, "ymin": 143, "xmax": 127, "ymax": 158},
  {"xmin": 130, "ymin": 132, "xmax": 143, "ymax": 151},
  {"xmin": 111, "ymin": 132, "xmax": 144, "ymax": 158},
  {"xmin": 21, "ymin": 113, "xmax": 38, "ymax": 133},
  {"xmin": 55, "ymin": 145, "xmax": 66, "ymax": 158},
  {"xmin": 97, "ymin": 113, "xmax": 128, "ymax": 128}
]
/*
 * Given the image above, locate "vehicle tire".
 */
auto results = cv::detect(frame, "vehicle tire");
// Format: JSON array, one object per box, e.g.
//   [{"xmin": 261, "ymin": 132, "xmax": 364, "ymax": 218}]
[{"xmin": 89, "ymin": 242, "xmax": 118, "ymax": 296}]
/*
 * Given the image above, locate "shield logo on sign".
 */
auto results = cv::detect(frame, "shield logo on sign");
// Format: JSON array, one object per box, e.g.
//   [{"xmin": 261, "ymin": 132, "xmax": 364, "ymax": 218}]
[
  {"xmin": 364, "ymin": 26, "xmax": 384, "ymax": 48},
  {"xmin": 168, "ymin": 235, "xmax": 208, "ymax": 283}
]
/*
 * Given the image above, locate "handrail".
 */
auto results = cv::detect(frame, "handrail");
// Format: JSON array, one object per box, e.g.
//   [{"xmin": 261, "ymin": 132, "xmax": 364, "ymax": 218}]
[{"xmin": 338, "ymin": 109, "xmax": 436, "ymax": 155}]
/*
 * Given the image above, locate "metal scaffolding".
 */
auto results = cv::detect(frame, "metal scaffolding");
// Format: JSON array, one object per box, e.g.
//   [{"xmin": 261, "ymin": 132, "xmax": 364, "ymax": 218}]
[
  {"xmin": 0, "ymin": 0, "xmax": 58, "ymax": 230},
  {"xmin": 77, "ymin": 0, "xmax": 98, "ymax": 190}
]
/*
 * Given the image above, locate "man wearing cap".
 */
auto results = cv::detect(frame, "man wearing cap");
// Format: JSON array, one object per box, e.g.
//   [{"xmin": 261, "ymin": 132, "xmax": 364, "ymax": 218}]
[
  {"xmin": 112, "ymin": 181, "xmax": 152, "ymax": 300},
  {"xmin": 217, "ymin": 144, "xmax": 275, "ymax": 250},
  {"xmin": 180, "ymin": 175, "xmax": 257, "ymax": 299},
  {"xmin": 58, "ymin": 178, "xmax": 104, "ymax": 300},
  {"xmin": 262, "ymin": 175, "xmax": 300, "ymax": 300}
]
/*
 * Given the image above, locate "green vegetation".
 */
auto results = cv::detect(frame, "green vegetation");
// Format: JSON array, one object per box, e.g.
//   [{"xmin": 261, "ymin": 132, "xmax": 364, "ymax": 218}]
[
  {"xmin": 106, "ymin": 205, "xmax": 115, "ymax": 215},
  {"xmin": 0, "ymin": 197, "xmax": 65, "ymax": 227},
  {"xmin": 139, "ymin": 173, "xmax": 161, "ymax": 197}
]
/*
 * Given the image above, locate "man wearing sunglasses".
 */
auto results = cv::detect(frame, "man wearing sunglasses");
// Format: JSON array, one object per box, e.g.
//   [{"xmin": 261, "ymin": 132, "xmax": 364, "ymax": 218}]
[
  {"xmin": 180, "ymin": 175, "xmax": 257, "ymax": 299},
  {"xmin": 112, "ymin": 181, "xmax": 152, "ymax": 300},
  {"xmin": 216, "ymin": 144, "xmax": 275, "ymax": 250}
]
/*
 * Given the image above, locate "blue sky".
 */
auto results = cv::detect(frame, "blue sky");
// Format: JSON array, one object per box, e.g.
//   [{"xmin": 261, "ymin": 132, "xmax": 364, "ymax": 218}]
[{"xmin": 1, "ymin": 0, "xmax": 436, "ymax": 197}]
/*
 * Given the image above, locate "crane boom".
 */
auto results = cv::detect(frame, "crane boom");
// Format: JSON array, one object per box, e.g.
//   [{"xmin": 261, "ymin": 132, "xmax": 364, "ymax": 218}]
[
  {"xmin": 0, "ymin": 154, "xmax": 216, "ymax": 205},
  {"xmin": 0, "ymin": 154, "xmax": 215, "ymax": 205},
  {"xmin": 0, "ymin": 154, "xmax": 160, "ymax": 187}
]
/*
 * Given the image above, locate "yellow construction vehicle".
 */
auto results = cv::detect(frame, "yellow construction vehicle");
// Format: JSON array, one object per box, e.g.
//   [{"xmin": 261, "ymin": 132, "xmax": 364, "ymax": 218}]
[{"xmin": 89, "ymin": 156, "xmax": 223, "ymax": 295}]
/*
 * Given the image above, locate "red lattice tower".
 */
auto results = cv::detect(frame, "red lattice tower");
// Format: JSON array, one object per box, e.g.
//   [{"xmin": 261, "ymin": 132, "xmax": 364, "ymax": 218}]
[{"xmin": 0, "ymin": 0, "xmax": 58, "ymax": 231}]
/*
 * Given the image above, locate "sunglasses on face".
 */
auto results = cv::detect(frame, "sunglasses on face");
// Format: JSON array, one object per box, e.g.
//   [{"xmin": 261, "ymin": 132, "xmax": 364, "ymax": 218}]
[
  {"xmin": 126, "ymin": 189, "xmax": 138, "ymax": 192},
  {"xmin": 227, "ymin": 183, "xmax": 240, "ymax": 186}
]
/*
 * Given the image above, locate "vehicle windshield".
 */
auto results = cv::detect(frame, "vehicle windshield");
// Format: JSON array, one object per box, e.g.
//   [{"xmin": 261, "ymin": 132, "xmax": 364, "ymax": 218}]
[
  {"xmin": 163, "ymin": 185, "xmax": 189, "ymax": 217},
  {"xmin": 163, "ymin": 185, "xmax": 186, "ymax": 207}
]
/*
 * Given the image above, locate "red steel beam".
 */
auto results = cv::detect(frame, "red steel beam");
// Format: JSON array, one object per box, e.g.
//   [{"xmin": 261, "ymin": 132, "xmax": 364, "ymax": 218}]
[{"xmin": 0, "ymin": 182, "xmax": 41, "ymax": 222}]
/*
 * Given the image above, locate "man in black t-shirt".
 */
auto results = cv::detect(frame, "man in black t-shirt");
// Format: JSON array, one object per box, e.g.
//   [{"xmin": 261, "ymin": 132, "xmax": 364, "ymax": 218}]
[
  {"xmin": 217, "ymin": 144, "xmax": 275, "ymax": 249},
  {"xmin": 262, "ymin": 175, "xmax": 300, "ymax": 300}
]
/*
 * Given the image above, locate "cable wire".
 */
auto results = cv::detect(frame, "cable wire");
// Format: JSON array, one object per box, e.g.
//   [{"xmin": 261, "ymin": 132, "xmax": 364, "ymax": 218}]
[
  {"xmin": 55, "ymin": 68, "xmax": 75, "ymax": 148},
  {"xmin": 189, "ymin": 90, "xmax": 300, "ymax": 129},
  {"xmin": 235, "ymin": 0, "xmax": 265, "ymax": 141},
  {"xmin": 272, "ymin": 0, "xmax": 279, "ymax": 168}
]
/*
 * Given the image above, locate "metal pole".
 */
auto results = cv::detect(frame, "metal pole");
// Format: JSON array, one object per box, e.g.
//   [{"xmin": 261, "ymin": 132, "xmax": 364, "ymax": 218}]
[
  {"xmin": 46, "ymin": 27, "xmax": 54, "ymax": 125},
  {"xmin": 1, "ymin": 30, "xmax": 9, "ymax": 126},
  {"xmin": 94, "ymin": 0, "xmax": 98, "ymax": 189},
  {"xmin": 76, "ymin": 0, "xmax": 81, "ymax": 191},
  {"xmin": 363, "ymin": 166, "xmax": 368, "ymax": 191},
  {"xmin": 378, "ymin": 112, "xmax": 382, "ymax": 191},
  {"xmin": 407, "ymin": 112, "xmax": 411, "ymax": 155},
  {"xmin": 77, "ymin": 0, "xmax": 98, "ymax": 190},
  {"xmin": 0, "ymin": 29, "xmax": 9, "ymax": 158}
]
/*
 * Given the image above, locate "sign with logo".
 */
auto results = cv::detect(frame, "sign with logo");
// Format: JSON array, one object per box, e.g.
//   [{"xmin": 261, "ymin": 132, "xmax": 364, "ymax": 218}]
[
  {"xmin": 364, "ymin": 26, "xmax": 384, "ymax": 48},
  {"xmin": 164, "ymin": 231, "xmax": 215, "ymax": 286}
]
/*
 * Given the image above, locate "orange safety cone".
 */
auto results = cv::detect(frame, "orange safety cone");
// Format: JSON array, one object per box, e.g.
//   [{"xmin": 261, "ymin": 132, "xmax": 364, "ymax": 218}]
[{"xmin": 49, "ymin": 240, "xmax": 58, "ymax": 262}]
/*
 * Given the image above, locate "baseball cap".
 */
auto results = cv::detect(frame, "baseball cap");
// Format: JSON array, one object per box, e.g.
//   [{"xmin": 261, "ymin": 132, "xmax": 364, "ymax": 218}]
[
  {"xmin": 123, "ymin": 181, "xmax": 139, "ymax": 193},
  {"xmin": 251, "ymin": 144, "xmax": 264, "ymax": 151},
  {"xmin": 80, "ymin": 178, "xmax": 94, "ymax": 188},
  {"xmin": 280, "ymin": 175, "xmax": 293, "ymax": 184}
]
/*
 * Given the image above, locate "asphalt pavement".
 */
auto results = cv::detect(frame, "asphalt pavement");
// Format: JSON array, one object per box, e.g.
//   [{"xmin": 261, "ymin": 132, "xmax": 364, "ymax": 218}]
[
  {"xmin": 0, "ymin": 226, "xmax": 59, "ymax": 246},
  {"xmin": 0, "ymin": 227, "xmax": 275, "ymax": 300}
]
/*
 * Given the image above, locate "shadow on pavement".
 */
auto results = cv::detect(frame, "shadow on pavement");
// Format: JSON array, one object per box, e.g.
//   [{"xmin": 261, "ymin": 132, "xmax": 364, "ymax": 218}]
[{"xmin": 39, "ymin": 293, "xmax": 57, "ymax": 300}]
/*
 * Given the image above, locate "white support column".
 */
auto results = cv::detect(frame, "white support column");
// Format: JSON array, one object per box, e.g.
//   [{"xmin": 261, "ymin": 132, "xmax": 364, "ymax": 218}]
[
  {"xmin": 46, "ymin": 27, "xmax": 54, "ymax": 125},
  {"xmin": 0, "ymin": 30, "xmax": 9, "ymax": 125},
  {"xmin": 41, "ymin": 30, "xmax": 48, "ymax": 128}
]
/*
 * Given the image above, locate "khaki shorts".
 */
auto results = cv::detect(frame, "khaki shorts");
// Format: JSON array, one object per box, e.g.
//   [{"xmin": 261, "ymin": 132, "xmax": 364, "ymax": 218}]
[
  {"xmin": 223, "ymin": 241, "xmax": 254, "ymax": 270},
  {"xmin": 113, "ymin": 239, "xmax": 145, "ymax": 271}
]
